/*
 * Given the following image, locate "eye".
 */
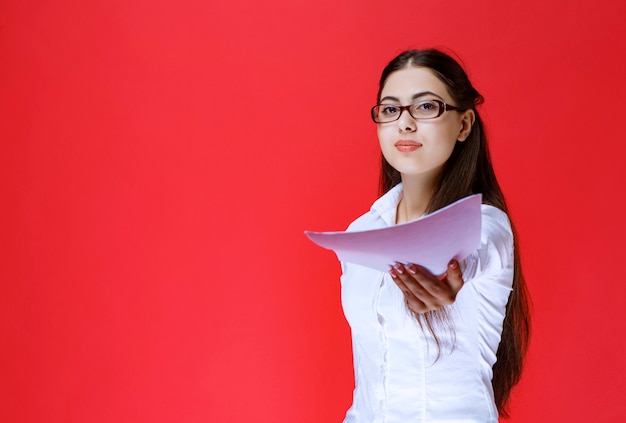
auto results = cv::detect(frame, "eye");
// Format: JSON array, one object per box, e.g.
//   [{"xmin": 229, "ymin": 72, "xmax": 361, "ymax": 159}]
[
  {"xmin": 380, "ymin": 105, "xmax": 399, "ymax": 116},
  {"xmin": 416, "ymin": 100, "xmax": 437, "ymax": 111},
  {"xmin": 411, "ymin": 100, "xmax": 441, "ymax": 118}
]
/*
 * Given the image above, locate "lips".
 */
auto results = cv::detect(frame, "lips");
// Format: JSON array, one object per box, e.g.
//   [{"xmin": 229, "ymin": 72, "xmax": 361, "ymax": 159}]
[{"xmin": 395, "ymin": 140, "xmax": 422, "ymax": 152}]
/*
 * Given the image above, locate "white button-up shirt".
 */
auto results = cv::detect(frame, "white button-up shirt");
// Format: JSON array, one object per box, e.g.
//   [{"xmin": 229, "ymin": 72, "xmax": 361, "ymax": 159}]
[{"xmin": 340, "ymin": 184, "xmax": 514, "ymax": 423}]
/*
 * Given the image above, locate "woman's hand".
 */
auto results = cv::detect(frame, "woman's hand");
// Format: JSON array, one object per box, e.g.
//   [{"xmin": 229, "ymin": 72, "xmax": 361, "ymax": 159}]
[{"xmin": 390, "ymin": 260, "xmax": 464, "ymax": 314}]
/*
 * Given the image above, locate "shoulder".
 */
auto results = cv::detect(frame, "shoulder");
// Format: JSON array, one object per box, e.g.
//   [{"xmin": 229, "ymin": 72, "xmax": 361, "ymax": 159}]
[
  {"xmin": 345, "ymin": 210, "xmax": 386, "ymax": 232},
  {"xmin": 480, "ymin": 204, "xmax": 513, "ymax": 255},
  {"xmin": 480, "ymin": 204, "xmax": 513, "ymax": 247},
  {"xmin": 345, "ymin": 188, "xmax": 401, "ymax": 232},
  {"xmin": 341, "ymin": 199, "xmax": 393, "ymax": 273},
  {"xmin": 458, "ymin": 205, "xmax": 515, "ymax": 338},
  {"xmin": 347, "ymin": 184, "xmax": 402, "ymax": 232},
  {"xmin": 461, "ymin": 204, "xmax": 514, "ymax": 284},
  {"xmin": 340, "ymin": 211, "xmax": 382, "ymax": 275}
]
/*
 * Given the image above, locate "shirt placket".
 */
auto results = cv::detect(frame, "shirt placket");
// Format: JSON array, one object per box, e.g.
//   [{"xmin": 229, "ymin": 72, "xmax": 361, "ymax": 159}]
[{"xmin": 374, "ymin": 272, "xmax": 389, "ymax": 422}]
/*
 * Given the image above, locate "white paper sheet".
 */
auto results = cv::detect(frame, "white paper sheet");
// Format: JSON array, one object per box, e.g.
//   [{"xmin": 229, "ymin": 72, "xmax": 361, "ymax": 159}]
[{"xmin": 305, "ymin": 194, "xmax": 482, "ymax": 275}]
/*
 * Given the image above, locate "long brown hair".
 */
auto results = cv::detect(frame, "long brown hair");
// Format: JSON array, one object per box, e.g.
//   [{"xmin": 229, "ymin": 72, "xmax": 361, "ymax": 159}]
[{"xmin": 377, "ymin": 49, "xmax": 531, "ymax": 418}]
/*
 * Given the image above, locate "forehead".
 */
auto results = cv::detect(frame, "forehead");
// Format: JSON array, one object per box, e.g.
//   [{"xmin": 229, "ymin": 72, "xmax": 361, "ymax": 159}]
[{"xmin": 380, "ymin": 66, "xmax": 452, "ymax": 102}]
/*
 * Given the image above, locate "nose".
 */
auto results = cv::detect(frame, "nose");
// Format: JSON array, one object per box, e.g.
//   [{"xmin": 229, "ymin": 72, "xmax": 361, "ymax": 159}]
[{"xmin": 397, "ymin": 108, "xmax": 416, "ymax": 132}]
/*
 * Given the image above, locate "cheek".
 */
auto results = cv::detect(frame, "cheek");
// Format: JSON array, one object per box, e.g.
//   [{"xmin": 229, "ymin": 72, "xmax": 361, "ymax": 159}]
[
  {"xmin": 376, "ymin": 126, "xmax": 384, "ymax": 141},
  {"xmin": 377, "ymin": 125, "xmax": 395, "ymax": 145},
  {"xmin": 430, "ymin": 123, "xmax": 462, "ymax": 148},
  {"xmin": 377, "ymin": 127, "xmax": 394, "ymax": 156},
  {"xmin": 377, "ymin": 129, "xmax": 400, "ymax": 166}
]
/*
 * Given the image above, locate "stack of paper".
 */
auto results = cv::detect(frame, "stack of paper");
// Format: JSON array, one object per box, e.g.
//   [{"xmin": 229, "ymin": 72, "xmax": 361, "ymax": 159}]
[{"xmin": 305, "ymin": 194, "xmax": 482, "ymax": 275}]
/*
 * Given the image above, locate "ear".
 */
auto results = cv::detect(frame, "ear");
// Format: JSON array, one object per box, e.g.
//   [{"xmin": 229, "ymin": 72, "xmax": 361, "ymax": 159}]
[{"xmin": 457, "ymin": 109, "xmax": 475, "ymax": 142}]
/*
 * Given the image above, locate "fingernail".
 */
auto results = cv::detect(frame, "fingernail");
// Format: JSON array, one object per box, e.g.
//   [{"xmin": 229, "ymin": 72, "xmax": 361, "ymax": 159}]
[
  {"xmin": 406, "ymin": 265, "xmax": 416, "ymax": 275},
  {"xmin": 449, "ymin": 260, "xmax": 458, "ymax": 270},
  {"xmin": 393, "ymin": 262, "xmax": 404, "ymax": 274}
]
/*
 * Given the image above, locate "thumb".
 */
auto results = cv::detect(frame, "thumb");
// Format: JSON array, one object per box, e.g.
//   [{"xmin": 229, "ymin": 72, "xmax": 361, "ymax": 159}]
[{"xmin": 446, "ymin": 259, "xmax": 464, "ymax": 291}]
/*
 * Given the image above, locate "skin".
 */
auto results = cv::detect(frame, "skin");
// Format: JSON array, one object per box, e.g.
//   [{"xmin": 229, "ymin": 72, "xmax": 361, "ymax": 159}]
[
  {"xmin": 390, "ymin": 261, "xmax": 464, "ymax": 313},
  {"xmin": 378, "ymin": 66, "xmax": 475, "ymax": 313}
]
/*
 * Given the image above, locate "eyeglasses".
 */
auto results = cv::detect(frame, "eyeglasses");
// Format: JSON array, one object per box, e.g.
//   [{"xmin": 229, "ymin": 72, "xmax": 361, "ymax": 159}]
[{"xmin": 371, "ymin": 99, "xmax": 462, "ymax": 123}]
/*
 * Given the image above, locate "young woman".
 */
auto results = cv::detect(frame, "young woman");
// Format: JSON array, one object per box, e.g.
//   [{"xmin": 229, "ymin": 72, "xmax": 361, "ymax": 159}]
[{"xmin": 339, "ymin": 49, "xmax": 531, "ymax": 422}]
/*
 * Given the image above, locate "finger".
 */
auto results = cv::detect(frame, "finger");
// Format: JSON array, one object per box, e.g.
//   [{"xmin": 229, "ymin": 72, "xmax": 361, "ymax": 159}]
[
  {"xmin": 392, "ymin": 263, "xmax": 439, "ymax": 306},
  {"xmin": 406, "ymin": 295, "xmax": 429, "ymax": 314},
  {"xmin": 404, "ymin": 264, "xmax": 446, "ymax": 299},
  {"xmin": 391, "ymin": 272, "xmax": 430, "ymax": 313},
  {"xmin": 445, "ymin": 259, "xmax": 464, "ymax": 292}
]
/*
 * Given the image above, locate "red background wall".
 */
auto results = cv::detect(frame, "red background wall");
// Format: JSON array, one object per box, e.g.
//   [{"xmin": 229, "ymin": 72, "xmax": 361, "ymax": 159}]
[{"xmin": 2, "ymin": 0, "xmax": 625, "ymax": 422}]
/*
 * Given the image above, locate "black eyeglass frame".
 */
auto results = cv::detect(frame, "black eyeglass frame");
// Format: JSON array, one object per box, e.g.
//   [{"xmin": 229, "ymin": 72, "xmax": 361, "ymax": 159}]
[{"xmin": 370, "ymin": 99, "xmax": 463, "ymax": 123}]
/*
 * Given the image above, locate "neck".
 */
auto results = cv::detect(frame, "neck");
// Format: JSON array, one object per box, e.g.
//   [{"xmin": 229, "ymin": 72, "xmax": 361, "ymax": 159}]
[{"xmin": 396, "ymin": 174, "xmax": 439, "ymax": 224}]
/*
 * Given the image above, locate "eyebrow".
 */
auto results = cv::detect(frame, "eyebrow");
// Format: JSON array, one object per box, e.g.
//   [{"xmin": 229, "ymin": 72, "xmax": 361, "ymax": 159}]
[{"xmin": 379, "ymin": 91, "xmax": 444, "ymax": 103}]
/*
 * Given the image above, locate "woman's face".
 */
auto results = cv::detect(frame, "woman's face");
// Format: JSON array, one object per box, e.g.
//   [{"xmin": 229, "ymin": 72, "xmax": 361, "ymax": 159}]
[{"xmin": 377, "ymin": 66, "xmax": 474, "ymax": 183}]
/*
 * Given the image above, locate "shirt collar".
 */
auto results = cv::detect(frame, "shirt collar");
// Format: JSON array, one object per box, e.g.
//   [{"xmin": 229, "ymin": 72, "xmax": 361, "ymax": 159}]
[{"xmin": 370, "ymin": 183, "xmax": 403, "ymax": 227}]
